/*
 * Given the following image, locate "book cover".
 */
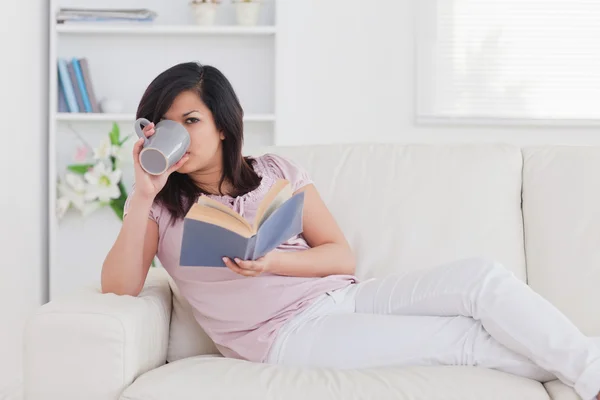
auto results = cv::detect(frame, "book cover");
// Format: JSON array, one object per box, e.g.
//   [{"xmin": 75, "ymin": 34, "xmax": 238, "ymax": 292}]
[
  {"xmin": 78, "ymin": 58, "xmax": 101, "ymax": 113},
  {"xmin": 71, "ymin": 58, "xmax": 93, "ymax": 112},
  {"xmin": 57, "ymin": 58, "xmax": 79, "ymax": 113},
  {"xmin": 66, "ymin": 61, "xmax": 85, "ymax": 112},
  {"xmin": 179, "ymin": 181, "xmax": 305, "ymax": 267}
]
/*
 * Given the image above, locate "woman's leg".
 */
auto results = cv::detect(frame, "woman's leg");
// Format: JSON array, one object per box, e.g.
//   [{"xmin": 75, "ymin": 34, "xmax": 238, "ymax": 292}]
[
  {"xmin": 270, "ymin": 309, "xmax": 554, "ymax": 382},
  {"xmin": 353, "ymin": 257, "xmax": 600, "ymax": 400}
]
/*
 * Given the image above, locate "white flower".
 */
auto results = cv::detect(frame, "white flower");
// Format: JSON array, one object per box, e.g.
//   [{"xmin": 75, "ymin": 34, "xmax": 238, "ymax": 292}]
[
  {"xmin": 93, "ymin": 137, "xmax": 132, "ymax": 170},
  {"xmin": 84, "ymin": 161, "xmax": 122, "ymax": 202},
  {"xmin": 56, "ymin": 196, "xmax": 71, "ymax": 220},
  {"xmin": 93, "ymin": 138, "xmax": 113, "ymax": 160},
  {"xmin": 81, "ymin": 200, "xmax": 104, "ymax": 216},
  {"xmin": 113, "ymin": 142, "xmax": 132, "ymax": 166},
  {"xmin": 58, "ymin": 173, "xmax": 88, "ymax": 211}
]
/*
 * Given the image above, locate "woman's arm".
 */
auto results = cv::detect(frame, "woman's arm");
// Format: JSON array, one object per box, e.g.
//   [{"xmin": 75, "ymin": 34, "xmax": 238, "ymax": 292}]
[
  {"xmin": 269, "ymin": 242, "xmax": 355, "ymax": 277},
  {"xmin": 101, "ymin": 192, "xmax": 158, "ymax": 296},
  {"xmin": 102, "ymin": 123, "xmax": 188, "ymax": 296},
  {"xmin": 224, "ymin": 184, "xmax": 356, "ymax": 278},
  {"xmin": 268, "ymin": 183, "xmax": 355, "ymax": 277}
]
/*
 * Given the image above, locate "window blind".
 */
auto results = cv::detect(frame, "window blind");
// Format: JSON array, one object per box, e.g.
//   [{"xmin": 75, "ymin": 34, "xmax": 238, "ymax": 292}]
[{"xmin": 416, "ymin": 0, "xmax": 600, "ymax": 122}]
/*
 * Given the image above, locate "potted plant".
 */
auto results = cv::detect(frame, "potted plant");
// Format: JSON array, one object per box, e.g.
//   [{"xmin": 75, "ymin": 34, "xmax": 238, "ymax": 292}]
[
  {"xmin": 233, "ymin": 0, "xmax": 261, "ymax": 26},
  {"xmin": 56, "ymin": 122, "xmax": 131, "ymax": 221},
  {"xmin": 190, "ymin": 0, "xmax": 221, "ymax": 26}
]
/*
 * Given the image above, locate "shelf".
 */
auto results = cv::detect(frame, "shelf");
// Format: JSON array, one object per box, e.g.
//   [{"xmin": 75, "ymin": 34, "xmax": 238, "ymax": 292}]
[
  {"xmin": 55, "ymin": 112, "xmax": 275, "ymax": 122},
  {"xmin": 56, "ymin": 24, "xmax": 276, "ymax": 36}
]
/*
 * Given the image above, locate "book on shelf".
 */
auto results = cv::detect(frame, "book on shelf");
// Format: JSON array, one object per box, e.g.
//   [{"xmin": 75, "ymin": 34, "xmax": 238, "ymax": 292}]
[
  {"xmin": 57, "ymin": 8, "xmax": 157, "ymax": 24},
  {"xmin": 66, "ymin": 62, "xmax": 85, "ymax": 112},
  {"xmin": 57, "ymin": 57, "xmax": 100, "ymax": 113},
  {"xmin": 179, "ymin": 179, "xmax": 305, "ymax": 268},
  {"xmin": 57, "ymin": 78, "xmax": 68, "ymax": 113}
]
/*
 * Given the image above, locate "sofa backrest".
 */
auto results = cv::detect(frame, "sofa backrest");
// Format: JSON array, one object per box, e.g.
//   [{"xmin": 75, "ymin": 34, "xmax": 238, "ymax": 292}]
[
  {"xmin": 268, "ymin": 143, "xmax": 527, "ymax": 279},
  {"xmin": 166, "ymin": 143, "xmax": 529, "ymax": 361},
  {"xmin": 522, "ymin": 146, "xmax": 600, "ymax": 336}
]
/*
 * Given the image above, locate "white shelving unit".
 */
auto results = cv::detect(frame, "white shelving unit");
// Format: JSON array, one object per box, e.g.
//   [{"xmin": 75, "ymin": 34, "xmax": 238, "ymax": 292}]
[{"xmin": 48, "ymin": 0, "xmax": 278, "ymax": 300}]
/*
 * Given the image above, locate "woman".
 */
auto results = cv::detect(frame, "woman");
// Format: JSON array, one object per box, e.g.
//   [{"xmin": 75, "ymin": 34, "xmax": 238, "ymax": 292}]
[{"xmin": 102, "ymin": 61, "xmax": 600, "ymax": 400}]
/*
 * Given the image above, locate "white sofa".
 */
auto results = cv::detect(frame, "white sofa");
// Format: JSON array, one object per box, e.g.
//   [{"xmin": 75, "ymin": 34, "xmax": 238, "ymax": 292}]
[{"xmin": 24, "ymin": 143, "xmax": 600, "ymax": 400}]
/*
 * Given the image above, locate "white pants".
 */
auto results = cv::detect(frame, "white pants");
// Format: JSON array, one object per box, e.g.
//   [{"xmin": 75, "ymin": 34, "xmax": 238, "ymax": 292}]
[{"xmin": 266, "ymin": 258, "xmax": 600, "ymax": 400}]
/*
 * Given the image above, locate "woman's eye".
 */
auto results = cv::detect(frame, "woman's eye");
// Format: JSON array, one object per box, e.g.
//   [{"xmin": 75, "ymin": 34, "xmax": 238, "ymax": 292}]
[{"xmin": 185, "ymin": 117, "xmax": 200, "ymax": 124}]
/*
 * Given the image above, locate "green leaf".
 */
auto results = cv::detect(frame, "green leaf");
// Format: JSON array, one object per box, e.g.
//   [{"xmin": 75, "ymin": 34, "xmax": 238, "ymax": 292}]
[
  {"xmin": 119, "ymin": 134, "xmax": 132, "ymax": 146},
  {"xmin": 109, "ymin": 200, "xmax": 124, "ymax": 221},
  {"xmin": 67, "ymin": 164, "xmax": 94, "ymax": 174},
  {"xmin": 109, "ymin": 122, "xmax": 120, "ymax": 146},
  {"xmin": 109, "ymin": 182, "xmax": 129, "ymax": 221},
  {"xmin": 109, "ymin": 196, "xmax": 126, "ymax": 221},
  {"xmin": 118, "ymin": 180, "xmax": 127, "ymax": 196}
]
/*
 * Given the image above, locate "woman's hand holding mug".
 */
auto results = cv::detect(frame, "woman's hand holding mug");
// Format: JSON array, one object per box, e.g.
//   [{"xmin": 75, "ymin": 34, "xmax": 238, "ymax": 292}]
[{"xmin": 132, "ymin": 119, "xmax": 191, "ymax": 200}]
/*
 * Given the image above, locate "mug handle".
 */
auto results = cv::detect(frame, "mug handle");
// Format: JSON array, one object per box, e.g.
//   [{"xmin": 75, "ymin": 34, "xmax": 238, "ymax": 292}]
[{"xmin": 134, "ymin": 117, "xmax": 151, "ymax": 146}]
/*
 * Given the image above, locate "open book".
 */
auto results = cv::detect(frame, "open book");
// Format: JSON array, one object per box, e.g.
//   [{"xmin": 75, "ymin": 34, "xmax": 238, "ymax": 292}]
[{"xmin": 179, "ymin": 179, "xmax": 305, "ymax": 267}]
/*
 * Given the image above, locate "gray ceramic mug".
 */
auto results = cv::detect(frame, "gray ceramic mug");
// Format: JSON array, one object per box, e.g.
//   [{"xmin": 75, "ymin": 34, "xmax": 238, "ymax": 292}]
[{"xmin": 134, "ymin": 118, "xmax": 191, "ymax": 175}]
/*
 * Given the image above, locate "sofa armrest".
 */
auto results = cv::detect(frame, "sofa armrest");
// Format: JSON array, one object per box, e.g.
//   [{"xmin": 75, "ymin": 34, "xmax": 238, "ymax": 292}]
[{"xmin": 24, "ymin": 268, "xmax": 172, "ymax": 400}]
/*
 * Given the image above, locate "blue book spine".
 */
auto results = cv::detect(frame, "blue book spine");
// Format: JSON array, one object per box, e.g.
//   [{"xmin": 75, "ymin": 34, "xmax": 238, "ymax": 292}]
[
  {"xmin": 57, "ymin": 77, "xmax": 68, "ymax": 112},
  {"xmin": 57, "ymin": 58, "xmax": 79, "ymax": 113},
  {"xmin": 72, "ymin": 58, "xmax": 92, "ymax": 112}
]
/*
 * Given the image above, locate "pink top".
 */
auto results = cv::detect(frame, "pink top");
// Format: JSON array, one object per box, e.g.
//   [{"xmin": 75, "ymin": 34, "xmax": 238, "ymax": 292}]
[{"xmin": 123, "ymin": 153, "xmax": 357, "ymax": 362}]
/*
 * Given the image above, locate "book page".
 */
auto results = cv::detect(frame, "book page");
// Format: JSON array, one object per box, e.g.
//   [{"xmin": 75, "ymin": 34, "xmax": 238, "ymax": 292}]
[
  {"xmin": 196, "ymin": 196, "xmax": 252, "ymax": 231},
  {"xmin": 185, "ymin": 204, "xmax": 253, "ymax": 238}
]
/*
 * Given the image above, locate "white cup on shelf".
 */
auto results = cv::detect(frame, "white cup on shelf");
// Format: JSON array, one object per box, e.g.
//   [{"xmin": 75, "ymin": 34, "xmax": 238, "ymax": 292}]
[
  {"xmin": 234, "ymin": 1, "xmax": 261, "ymax": 26},
  {"xmin": 190, "ymin": 2, "xmax": 219, "ymax": 25}
]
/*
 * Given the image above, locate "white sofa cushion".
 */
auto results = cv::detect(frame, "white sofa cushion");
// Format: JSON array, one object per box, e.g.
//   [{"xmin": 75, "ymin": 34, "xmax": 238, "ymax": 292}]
[
  {"xmin": 523, "ymin": 146, "xmax": 600, "ymax": 335},
  {"xmin": 165, "ymin": 272, "xmax": 219, "ymax": 362},
  {"xmin": 544, "ymin": 380, "xmax": 580, "ymax": 400},
  {"xmin": 120, "ymin": 356, "xmax": 549, "ymax": 400}
]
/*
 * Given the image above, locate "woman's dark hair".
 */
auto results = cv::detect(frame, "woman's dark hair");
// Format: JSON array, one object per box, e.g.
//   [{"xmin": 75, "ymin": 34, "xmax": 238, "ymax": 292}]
[{"xmin": 136, "ymin": 61, "xmax": 261, "ymax": 220}]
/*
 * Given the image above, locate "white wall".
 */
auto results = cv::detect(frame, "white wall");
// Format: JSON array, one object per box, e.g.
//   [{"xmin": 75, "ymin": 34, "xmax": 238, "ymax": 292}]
[
  {"xmin": 0, "ymin": 0, "xmax": 47, "ymax": 397},
  {"xmin": 276, "ymin": 0, "xmax": 600, "ymax": 147}
]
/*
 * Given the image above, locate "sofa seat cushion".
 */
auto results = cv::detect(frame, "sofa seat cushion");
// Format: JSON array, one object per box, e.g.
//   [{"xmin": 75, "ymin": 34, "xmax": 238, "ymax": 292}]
[
  {"xmin": 544, "ymin": 380, "xmax": 579, "ymax": 400},
  {"xmin": 120, "ymin": 356, "xmax": 550, "ymax": 400}
]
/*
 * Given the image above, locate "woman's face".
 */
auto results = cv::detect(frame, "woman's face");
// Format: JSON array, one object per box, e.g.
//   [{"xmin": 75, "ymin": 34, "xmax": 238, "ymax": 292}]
[{"xmin": 162, "ymin": 90, "xmax": 224, "ymax": 175}]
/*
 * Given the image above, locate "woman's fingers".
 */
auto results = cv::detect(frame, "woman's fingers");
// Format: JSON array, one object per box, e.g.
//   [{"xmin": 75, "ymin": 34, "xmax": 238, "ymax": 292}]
[
  {"xmin": 167, "ymin": 154, "xmax": 189, "ymax": 175},
  {"xmin": 132, "ymin": 137, "xmax": 144, "ymax": 166},
  {"xmin": 142, "ymin": 122, "xmax": 155, "ymax": 137},
  {"xmin": 234, "ymin": 258, "xmax": 257, "ymax": 271},
  {"xmin": 134, "ymin": 122, "xmax": 153, "ymax": 168},
  {"xmin": 223, "ymin": 257, "xmax": 259, "ymax": 277}
]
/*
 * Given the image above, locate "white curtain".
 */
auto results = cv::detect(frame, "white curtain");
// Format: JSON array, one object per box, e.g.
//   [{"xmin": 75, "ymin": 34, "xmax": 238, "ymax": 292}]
[{"xmin": 416, "ymin": 0, "xmax": 600, "ymax": 121}]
